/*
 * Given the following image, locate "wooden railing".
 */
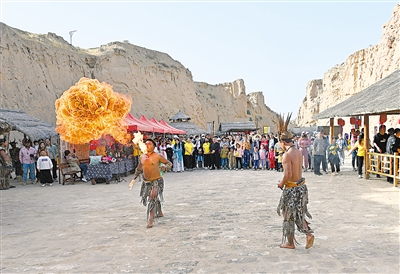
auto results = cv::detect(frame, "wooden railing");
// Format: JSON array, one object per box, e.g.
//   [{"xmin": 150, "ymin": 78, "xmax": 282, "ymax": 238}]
[{"xmin": 366, "ymin": 152, "xmax": 399, "ymax": 187}]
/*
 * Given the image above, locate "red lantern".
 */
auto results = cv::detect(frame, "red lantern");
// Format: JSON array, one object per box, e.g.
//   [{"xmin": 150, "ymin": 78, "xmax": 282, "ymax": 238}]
[
  {"xmin": 350, "ymin": 117, "xmax": 356, "ymax": 124},
  {"xmin": 337, "ymin": 118, "xmax": 345, "ymax": 127},
  {"xmin": 356, "ymin": 119, "xmax": 362, "ymax": 126},
  {"xmin": 379, "ymin": 114, "xmax": 387, "ymax": 124}
]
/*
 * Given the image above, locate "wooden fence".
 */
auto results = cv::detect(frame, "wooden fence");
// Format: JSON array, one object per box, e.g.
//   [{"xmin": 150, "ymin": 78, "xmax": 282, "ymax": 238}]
[{"xmin": 366, "ymin": 152, "xmax": 399, "ymax": 187}]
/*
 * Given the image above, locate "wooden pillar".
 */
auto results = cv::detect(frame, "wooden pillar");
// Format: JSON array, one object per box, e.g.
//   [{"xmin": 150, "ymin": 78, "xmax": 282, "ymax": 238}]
[
  {"xmin": 329, "ymin": 118, "xmax": 334, "ymax": 140},
  {"xmin": 394, "ymin": 152, "xmax": 399, "ymax": 187},
  {"xmin": 364, "ymin": 115, "xmax": 370, "ymax": 179}
]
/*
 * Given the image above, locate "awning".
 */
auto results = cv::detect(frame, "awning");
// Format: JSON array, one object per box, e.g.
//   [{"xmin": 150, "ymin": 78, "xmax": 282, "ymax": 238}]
[
  {"xmin": 139, "ymin": 115, "xmax": 165, "ymax": 133},
  {"xmin": 150, "ymin": 118, "xmax": 183, "ymax": 134},
  {"xmin": 168, "ymin": 121, "xmax": 204, "ymax": 135},
  {"xmin": 124, "ymin": 113, "xmax": 153, "ymax": 132},
  {"xmin": 313, "ymin": 70, "xmax": 400, "ymax": 119},
  {"xmin": 0, "ymin": 108, "xmax": 58, "ymax": 140},
  {"xmin": 219, "ymin": 121, "xmax": 257, "ymax": 132},
  {"xmin": 159, "ymin": 119, "xmax": 186, "ymax": 135}
]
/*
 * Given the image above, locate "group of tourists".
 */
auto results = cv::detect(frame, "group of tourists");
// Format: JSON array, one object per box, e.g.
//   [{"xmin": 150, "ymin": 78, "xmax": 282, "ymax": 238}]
[
  {"xmin": 0, "ymin": 137, "xmax": 58, "ymax": 190},
  {"xmin": 3, "ymin": 120, "xmax": 399, "ymax": 252},
  {"xmin": 148, "ymin": 133, "xmax": 283, "ymax": 172},
  {"xmin": 132, "ymin": 113, "xmax": 314, "ymax": 250}
]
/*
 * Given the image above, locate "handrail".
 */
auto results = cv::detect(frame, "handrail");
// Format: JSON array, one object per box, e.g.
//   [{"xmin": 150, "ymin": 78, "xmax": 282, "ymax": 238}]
[{"xmin": 366, "ymin": 152, "xmax": 399, "ymax": 187}]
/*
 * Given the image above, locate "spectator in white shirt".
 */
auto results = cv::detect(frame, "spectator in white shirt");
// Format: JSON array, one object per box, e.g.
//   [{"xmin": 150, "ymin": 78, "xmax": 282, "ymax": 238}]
[{"xmin": 37, "ymin": 150, "xmax": 53, "ymax": 187}]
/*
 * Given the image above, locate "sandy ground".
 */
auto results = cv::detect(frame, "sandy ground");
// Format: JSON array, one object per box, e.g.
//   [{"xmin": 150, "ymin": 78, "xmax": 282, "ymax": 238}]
[{"xmin": 0, "ymin": 159, "xmax": 399, "ymax": 273}]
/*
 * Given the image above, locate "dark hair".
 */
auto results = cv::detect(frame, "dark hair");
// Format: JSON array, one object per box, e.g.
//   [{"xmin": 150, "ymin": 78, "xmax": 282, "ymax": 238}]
[
  {"xmin": 145, "ymin": 138, "xmax": 156, "ymax": 147},
  {"xmin": 280, "ymin": 138, "xmax": 293, "ymax": 143},
  {"xmin": 64, "ymin": 150, "xmax": 71, "ymax": 158}
]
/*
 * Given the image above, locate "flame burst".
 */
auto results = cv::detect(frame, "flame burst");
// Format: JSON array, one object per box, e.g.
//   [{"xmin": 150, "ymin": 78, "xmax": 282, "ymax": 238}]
[
  {"xmin": 132, "ymin": 131, "xmax": 147, "ymax": 154},
  {"xmin": 129, "ymin": 131, "xmax": 147, "ymax": 190},
  {"xmin": 55, "ymin": 77, "xmax": 132, "ymax": 144}
]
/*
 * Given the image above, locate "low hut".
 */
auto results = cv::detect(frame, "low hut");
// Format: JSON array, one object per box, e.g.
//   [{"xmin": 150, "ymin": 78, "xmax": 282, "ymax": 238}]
[
  {"xmin": 0, "ymin": 108, "xmax": 58, "ymax": 141},
  {"xmin": 169, "ymin": 110, "xmax": 204, "ymax": 136},
  {"xmin": 219, "ymin": 121, "xmax": 257, "ymax": 133}
]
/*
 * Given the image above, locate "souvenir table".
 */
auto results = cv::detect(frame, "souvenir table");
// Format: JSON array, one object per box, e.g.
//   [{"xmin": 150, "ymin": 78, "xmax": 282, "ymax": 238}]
[{"xmin": 86, "ymin": 158, "xmax": 134, "ymax": 181}]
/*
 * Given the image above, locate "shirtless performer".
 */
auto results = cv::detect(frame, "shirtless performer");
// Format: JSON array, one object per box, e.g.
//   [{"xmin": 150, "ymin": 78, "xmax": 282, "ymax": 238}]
[
  {"xmin": 276, "ymin": 113, "xmax": 314, "ymax": 249},
  {"xmin": 132, "ymin": 138, "xmax": 172, "ymax": 228}
]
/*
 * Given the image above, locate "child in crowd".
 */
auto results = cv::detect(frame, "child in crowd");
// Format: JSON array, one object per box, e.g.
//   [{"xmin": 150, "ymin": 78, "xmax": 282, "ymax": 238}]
[
  {"xmin": 276, "ymin": 146, "xmax": 284, "ymax": 172},
  {"xmin": 268, "ymin": 147, "xmax": 276, "ymax": 170},
  {"xmin": 197, "ymin": 147, "xmax": 204, "ymax": 168},
  {"xmin": 220, "ymin": 144, "xmax": 229, "ymax": 170},
  {"xmin": 37, "ymin": 150, "xmax": 53, "ymax": 187},
  {"xmin": 228, "ymin": 147, "xmax": 236, "ymax": 170},
  {"xmin": 234, "ymin": 143, "xmax": 243, "ymax": 170},
  {"xmin": 253, "ymin": 147, "xmax": 260, "ymax": 170},
  {"xmin": 259, "ymin": 144, "xmax": 267, "ymax": 170},
  {"xmin": 328, "ymin": 137, "xmax": 340, "ymax": 174}
]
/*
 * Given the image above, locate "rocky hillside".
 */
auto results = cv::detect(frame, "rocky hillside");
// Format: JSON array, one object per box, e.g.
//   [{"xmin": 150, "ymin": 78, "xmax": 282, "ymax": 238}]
[
  {"xmin": 194, "ymin": 80, "xmax": 278, "ymax": 132},
  {"xmin": 0, "ymin": 22, "xmax": 278, "ymax": 135},
  {"xmin": 296, "ymin": 4, "xmax": 400, "ymax": 129}
]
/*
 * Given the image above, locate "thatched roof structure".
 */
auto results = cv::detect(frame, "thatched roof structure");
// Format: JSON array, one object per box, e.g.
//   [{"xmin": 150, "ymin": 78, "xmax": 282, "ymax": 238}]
[
  {"xmin": 170, "ymin": 110, "xmax": 191, "ymax": 122},
  {"xmin": 0, "ymin": 108, "xmax": 58, "ymax": 141},
  {"xmin": 169, "ymin": 122, "xmax": 204, "ymax": 136},
  {"xmin": 219, "ymin": 121, "xmax": 257, "ymax": 132},
  {"xmin": 313, "ymin": 70, "xmax": 400, "ymax": 119}
]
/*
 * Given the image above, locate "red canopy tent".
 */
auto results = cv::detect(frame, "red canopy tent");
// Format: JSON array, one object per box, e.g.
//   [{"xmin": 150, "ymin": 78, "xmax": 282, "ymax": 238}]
[
  {"xmin": 124, "ymin": 113, "xmax": 153, "ymax": 132},
  {"xmin": 150, "ymin": 118, "xmax": 182, "ymax": 134},
  {"xmin": 139, "ymin": 115, "xmax": 165, "ymax": 133},
  {"xmin": 159, "ymin": 119, "xmax": 186, "ymax": 135}
]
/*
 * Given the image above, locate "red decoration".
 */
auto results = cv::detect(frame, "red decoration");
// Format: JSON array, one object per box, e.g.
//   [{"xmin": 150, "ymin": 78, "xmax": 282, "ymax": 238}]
[
  {"xmin": 356, "ymin": 119, "xmax": 362, "ymax": 126},
  {"xmin": 379, "ymin": 114, "xmax": 387, "ymax": 124},
  {"xmin": 350, "ymin": 117, "xmax": 356, "ymax": 124},
  {"xmin": 337, "ymin": 118, "xmax": 345, "ymax": 127}
]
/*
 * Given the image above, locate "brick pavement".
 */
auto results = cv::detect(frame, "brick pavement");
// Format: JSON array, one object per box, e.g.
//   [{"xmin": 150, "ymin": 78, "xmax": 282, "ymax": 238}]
[{"xmin": 1, "ymin": 161, "xmax": 399, "ymax": 273}]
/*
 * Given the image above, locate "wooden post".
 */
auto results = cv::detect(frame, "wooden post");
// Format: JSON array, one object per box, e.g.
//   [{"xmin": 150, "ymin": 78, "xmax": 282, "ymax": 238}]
[
  {"xmin": 394, "ymin": 152, "xmax": 399, "ymax": 187},
  {"xmin": 364, "ymin": 115, "xmax": 370, "ymax": 179},
  {"xmin": 329, "ymin": 118, "xmax": 334, "ymax": 140}
]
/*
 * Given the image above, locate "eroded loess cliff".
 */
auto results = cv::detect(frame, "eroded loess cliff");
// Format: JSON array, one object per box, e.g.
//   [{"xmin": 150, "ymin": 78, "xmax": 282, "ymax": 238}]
[
  {"xmin": 296, "ymin": 4, "xmax": 400, "ymax": 130},
  {"xmin": 194, "ymin": 80, "xmax": 278, "ymax": 132},
  {"xmin": 0, "ymin": 22, "xmax": 278, "ymax": 134}
]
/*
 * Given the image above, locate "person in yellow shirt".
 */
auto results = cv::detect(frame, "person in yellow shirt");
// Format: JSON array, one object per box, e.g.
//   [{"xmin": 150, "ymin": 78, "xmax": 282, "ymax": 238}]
[
  {"xmin": 184, "ymin": 138, "xmax": 194, "ymax": 170},
  {"xmin": 220, "ymin": 144, "xmax": 229, "ymax": 169},
  {"xmin": 95, "ymin": 139, "xmax": 107, "ymax": 157},
  {"xmin": 132, "ymin": 142, "xmax": 141, "ymax": 171},
  {"xmin": 348, "ymin": 135, "xmax": 370, "ymax": 179},
  {"xmin": 202, "ymin": 139, "xmax": 211, "ymax": 169}
]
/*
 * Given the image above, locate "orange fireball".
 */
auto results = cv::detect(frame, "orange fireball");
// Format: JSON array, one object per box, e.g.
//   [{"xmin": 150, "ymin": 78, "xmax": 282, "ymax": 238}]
[{"xmin": 55, "ymin": 77, "xmax": 132, "ymax": 144}]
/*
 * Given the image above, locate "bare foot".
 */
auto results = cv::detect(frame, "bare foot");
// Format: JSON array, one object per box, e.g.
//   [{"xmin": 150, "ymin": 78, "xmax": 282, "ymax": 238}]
[
  {"xmin": 306, "ymin": 234, "xmax": 314, "ymax": 249},
  {"xmin": 158, "ymin": 212, "xmax": 164, "ymax": 218},
  {"xmin": 280, "ymin": 243, "xmax": 295, "ymax": 249},
  {"xmin": 146, "ymin": 224, "xmax": 153, "ymax": 228}
]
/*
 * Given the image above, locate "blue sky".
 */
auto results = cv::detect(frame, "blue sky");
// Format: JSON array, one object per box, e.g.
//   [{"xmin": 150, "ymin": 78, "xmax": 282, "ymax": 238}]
[{"xmin": 1, "ymin": 1, "xmax": 398, "ymax": 116}]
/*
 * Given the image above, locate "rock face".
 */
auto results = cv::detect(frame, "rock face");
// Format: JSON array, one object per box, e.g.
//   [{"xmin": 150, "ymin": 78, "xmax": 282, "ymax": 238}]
[
  {"xmin": 296, "ymin": 4, "xmax": 400, "ymax": 129},
  {"xmin": 0, "ymin": 22, "xmax": 278, "ymax": 135},
  {"xmin": 194, "ymin": 81, "xmax": 278, "ymax": 133}
]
